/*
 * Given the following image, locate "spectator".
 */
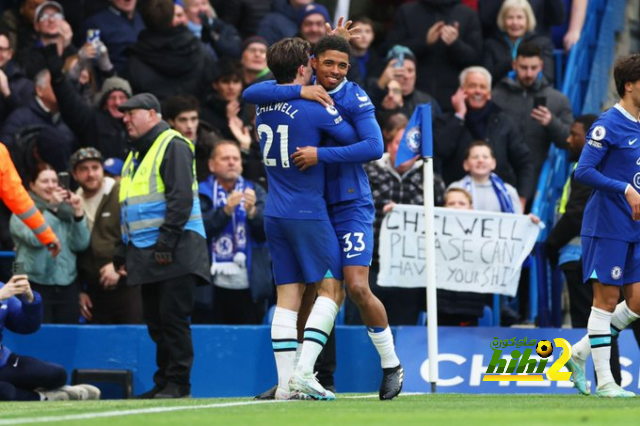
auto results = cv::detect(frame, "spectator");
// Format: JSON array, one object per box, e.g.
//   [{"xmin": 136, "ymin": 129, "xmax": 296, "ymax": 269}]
[
  {"xmin": 16, "ymin": 1, "xmax": 77, "ymax": 79},
  {"xmin": 81, "ymin": 0, "xmax": 145, "ymax": 75},
  {"xmin": 297, "ymin": 2, "xmax": 330, "ymax": 46},
  {"xmin": 0, "ymin": 0, "xmax": 43, "ymax": 54},
  {"xmin": 358, "ymin": 124, "xmax": 445, "ymax": 325},
  {"xmin": 0, "ymin": 142, "xmax": 60, "ymax": 259},
  {"xmin": 213, "ymin": 0, "xmax": 272, "ymax": 39},
  {"xmin": 228, "ymin": 105, "xmax": 267, "ymax": 190},
  {"xmin": 372, "ymin": 46, "xmax": 441, "ymax": 121},
  {"xmin": 385, "ymin": 0, "xmax": 482, "ymax": 112},
  {"xmin": 124, "ymin": 0, "xmax": 216, "ymax": 101},
  {"xmin": 546, "ymin": 114, "xmax": 597, "ymax": 328},
  {"xmin": 448, "ymin": 141, "xmax": 523, "ymax": 214},
  {"xmin": 563, "ymin": 0, "xmax": 588, "ymax": 52},
  {"xmin": 256, "ymin": 0, "xmax": 312, "ymax": 46},
  {"xmin": 0, "ymin": 69, "xmax": 78, "ymax": 171},
  {"xmin": 201, "ymin": 58, "xmax": 247, "ymax": 140},
  {"xmin": 483, "ymin": 0, "xmax": 555, "ymax": 86},
  {"xmin": 479, "ymin": 0, "xmax": 566, "ymax": 39},
  {"xmin": 239, "ymin": 35, "xmax": 271, "ymax": 86},
  {"xmin": 10, "ymin": 163, "xmax": 90, "ymax": 324},
  {"xmin": 433, "ymin": 66, "xmax": 534, "ymax": 206},
  {"xmin": 163, "ymin": 93, "xmax": 222, "ymax": 182},
  {"xmin": 492, "ymin": 42, "xmax": 573, "ymax": 198},
  {"xmin": 350, "ymin": 16, "xmax": 383, "ymax": 86},
  {"xmin": 172, "ymin": 0, "xmax": 188, "ymax": 27},
  {"xmin": 438, "ymin": 187, "xmax": 488, "ymax": 326},
  {"xmin": 0, "ymin": 30, "xmax": 34, "ymax": 124},
  {"xmin": 102, "ymin": 157, "xmax": 123, "ymax": 182},
  {"xmin": 296, "ymin": 4, "xmax": 363, "ymax": 86},
  {"xmin": 182, "ymin": 0, "xmax": 242, "ymax": 60},
  {"xmin": 197, "ymin": 140, "xmax": 270, "ymax": 324},
  {"xmin": 0, "ymin": 274, "xmax": 100, "ymax": 401},
  {"xmin": 71, "ymin": 147, "xmax": 143, "ymax": 325},
  {"xmin": 115, "ymin": 93, "xmax": 210, "ymax": 399},
  {"xmin": 43, "ymin": 44, "xmax": 131, "ymax": 161}
]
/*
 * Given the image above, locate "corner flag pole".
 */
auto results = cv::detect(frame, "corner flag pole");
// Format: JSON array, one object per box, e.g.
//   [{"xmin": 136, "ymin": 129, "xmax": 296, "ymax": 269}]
[
  {"xmin": 394, "ymin": 104, "xmax": 439, "ymax": 392},
  {"xmin": 418, "ymin": 104, "xmax": 438, "ymax": 393},
  {"xmin": 423, "ymin": 155, "xmax": 439, "ymax": 393}
]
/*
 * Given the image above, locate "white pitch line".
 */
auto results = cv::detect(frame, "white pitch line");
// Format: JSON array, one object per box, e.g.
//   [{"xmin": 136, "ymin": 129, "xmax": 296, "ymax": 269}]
[
  {"xmin": 0, "ymin": 400, "xmax": 283, "ymax": 425},
  {"xmin": 0, "ymin": 393, "xmax": 425, "ymax": 425}
]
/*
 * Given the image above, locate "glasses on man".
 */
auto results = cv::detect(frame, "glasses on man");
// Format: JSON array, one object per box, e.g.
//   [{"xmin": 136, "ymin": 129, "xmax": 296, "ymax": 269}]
[
  {"xmin": 38, "ymin": 12, "xmax": 63, "ymax": 22},
  {"xmin": 0, "ymin": 46, "xmax": 11, "ymax": 53}
]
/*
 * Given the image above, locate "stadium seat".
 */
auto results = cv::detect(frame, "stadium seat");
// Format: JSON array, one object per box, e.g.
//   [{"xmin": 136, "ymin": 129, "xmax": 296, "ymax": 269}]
[
  {"xmin": 71, "ymin": 369, "xmax": 133, "ymax": 399},
  {"xmin": 478, "ymin": 306, "xmax": 493, "ymax": 327}
]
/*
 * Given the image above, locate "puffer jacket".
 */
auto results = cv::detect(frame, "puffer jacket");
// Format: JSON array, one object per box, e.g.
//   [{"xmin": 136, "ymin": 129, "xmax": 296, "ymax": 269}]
[{"xmin": 10, "ymin": 192, "xmax": 89, "ymax": 286}]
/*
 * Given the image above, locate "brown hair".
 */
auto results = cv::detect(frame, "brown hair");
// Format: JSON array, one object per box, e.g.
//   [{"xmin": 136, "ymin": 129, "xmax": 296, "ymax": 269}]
[
  {"xmin": 614, "ymin": 54, "xmax": 640, "ymax": 98},
  {"xmin": 267, "ymin": 38, "xmax": 311, "ymax": 84},
  {"xmin": 464, "ymin": 140, "xmax": 495, "ymax": 160},
  {"xmin": 29, "ymin": 162, "xmax": 55, "ymax": 184}
]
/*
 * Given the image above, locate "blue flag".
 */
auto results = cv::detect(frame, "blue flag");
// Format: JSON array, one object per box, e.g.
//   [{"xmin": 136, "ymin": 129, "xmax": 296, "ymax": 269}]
[{"xmin": 394, "ymin": 103, "xmax": 433, "ymax": 168}]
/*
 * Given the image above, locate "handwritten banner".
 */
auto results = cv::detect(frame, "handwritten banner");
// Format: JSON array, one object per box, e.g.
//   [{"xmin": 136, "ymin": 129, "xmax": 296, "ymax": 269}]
[{"xmin": 377, "ymin": 206, "xmax": 541, "ymax": 296}]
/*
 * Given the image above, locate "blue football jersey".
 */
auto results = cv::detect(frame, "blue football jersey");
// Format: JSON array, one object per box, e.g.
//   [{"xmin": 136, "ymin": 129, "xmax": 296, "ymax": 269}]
[
  {"xmin": 255, "ymin": 98, "xmax": 358, "ymax": 220},
  {"xmin": 242, "ymin": 80, "xmax": 383, "ymax": 205},
  {"xmin": 323, "ymin": 80, "xmax": 383, "ymax": 205},
  {"xmin": 577, "ymin": 104, "xmax": 640, "ymax": 242}
]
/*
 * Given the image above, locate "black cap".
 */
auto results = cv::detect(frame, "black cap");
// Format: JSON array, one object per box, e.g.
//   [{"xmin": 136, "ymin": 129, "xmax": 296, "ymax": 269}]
[{"xmin": 117, "ymin": 93, "xmax": 161, "ymax": 113}]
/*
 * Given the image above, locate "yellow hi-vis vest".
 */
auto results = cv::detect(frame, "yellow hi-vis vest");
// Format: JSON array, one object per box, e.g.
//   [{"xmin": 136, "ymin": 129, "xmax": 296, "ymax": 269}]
[{"xmin": 119, "ymin": 128, "xmax": 205, "ymax": 248}]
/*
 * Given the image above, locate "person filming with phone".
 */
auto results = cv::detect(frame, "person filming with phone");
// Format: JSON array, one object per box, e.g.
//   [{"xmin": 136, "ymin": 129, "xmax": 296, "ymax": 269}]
[
  {"xmin": 9, "ymin": 163, "xmax": 89, "ymax": 324},
  {"xmin": 492, "ymin": 42, "xmax": 574, "ymax": 202}
]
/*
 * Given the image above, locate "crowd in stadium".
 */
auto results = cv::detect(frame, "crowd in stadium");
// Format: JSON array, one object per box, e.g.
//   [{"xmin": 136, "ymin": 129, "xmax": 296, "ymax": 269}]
[
  {"xmin": 0, "ymin": 0, "xmax": 585, "ymax": 326},
  {"xmin": 5, "ymin": 0, "xmax": 638, "ymax": 401}
]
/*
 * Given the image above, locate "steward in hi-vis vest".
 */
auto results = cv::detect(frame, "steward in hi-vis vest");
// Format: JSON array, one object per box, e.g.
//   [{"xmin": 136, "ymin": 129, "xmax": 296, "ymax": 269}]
[{"xmin": 114, "ymin": 93, "xmax": 209, "ymax": 399}]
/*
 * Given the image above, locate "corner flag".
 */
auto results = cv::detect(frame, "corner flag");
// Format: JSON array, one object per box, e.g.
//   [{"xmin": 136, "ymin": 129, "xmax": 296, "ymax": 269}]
[{"xmin": 394, "ymin": 103, "xmax": 433, "ymax": 168}]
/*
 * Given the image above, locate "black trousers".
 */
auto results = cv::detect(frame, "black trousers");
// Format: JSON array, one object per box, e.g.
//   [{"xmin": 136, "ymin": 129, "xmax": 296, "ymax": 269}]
[
  {"xmin": 560, "ymin": 262, "xmax": 593, "ymax": 328},
  {"xmin": 31, "ymin": 283, "xmax": 79, "ymax": 324},
  {"xmin": 88, "ymin": 285, "xmax": 143, "ymax": 324},
  {"xmin": 212, "ymin": 287, "xmax": 259, "ymax": 325},
  {"xmin": 141, "ymin": 274, "xmax": 197, "ymax": 391},
  {"xmin": 0, "ymin": 353, "xmax": 67, "ymax": 401}
]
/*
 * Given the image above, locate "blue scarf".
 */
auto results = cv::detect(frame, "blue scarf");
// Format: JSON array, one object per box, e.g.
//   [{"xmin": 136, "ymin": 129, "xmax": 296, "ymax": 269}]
[
  {"xmin": 208, "ymin": 176, "xmax": 252, "ymax": 275},
  {"xmin": 462, "ymin": 173, "xmax": 515, "ymax": 213}
]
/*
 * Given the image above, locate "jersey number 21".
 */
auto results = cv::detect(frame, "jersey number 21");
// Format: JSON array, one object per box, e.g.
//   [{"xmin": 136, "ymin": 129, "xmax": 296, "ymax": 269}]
[{"xmin": 258, "ymin": 124, "xmax": 290, "ymax": 168}]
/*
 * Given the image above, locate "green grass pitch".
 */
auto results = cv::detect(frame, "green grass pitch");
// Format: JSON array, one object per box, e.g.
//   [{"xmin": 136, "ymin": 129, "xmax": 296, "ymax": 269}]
[{"xmin": 1, "ymin": 394, "xmax": 639, "ymax": 425}]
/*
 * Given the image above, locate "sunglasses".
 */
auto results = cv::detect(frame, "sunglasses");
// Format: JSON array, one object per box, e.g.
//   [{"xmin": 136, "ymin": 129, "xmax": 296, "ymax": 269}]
[{"xmin": 38, "ymin": 12, "xmax": 63, "ymax": 22}]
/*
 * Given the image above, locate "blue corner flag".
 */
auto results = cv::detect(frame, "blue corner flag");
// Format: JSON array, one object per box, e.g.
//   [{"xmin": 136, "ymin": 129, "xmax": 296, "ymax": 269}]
[{"xmin": 394, "ymin": 103, "xmax": 433, "ymax": 168}]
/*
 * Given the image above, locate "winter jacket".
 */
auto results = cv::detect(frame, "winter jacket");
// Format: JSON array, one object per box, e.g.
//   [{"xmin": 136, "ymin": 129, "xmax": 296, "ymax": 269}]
[
  {"xmin": 124, "ymin": 26, "xmax": 216, "ymax": 102},
  {"xmin": 433, "ymin": 103, "xmax": 535, "ymax": 199},
  {"xmin": 115, "ymin": 121, "xmax": 210, "ymax": 286},
  {"xmin": 10, "ymin": 192, "xmax": 90, "ymax": 286},
  {"xmin": 365, "ymin": 154, "xmax": 445, "ymax": 266},
  {"xmin": 76, "ymin": 178, "xmax": 124, "ymax": 292},
  {"xmin": 492, "ymin": 74, "xmax": 573, "ymax": 195},
  {"xmin": 0, "ymin": 60, "xmax": 34, "ymax": 123},
  {"xmin": 483, "ymin": 31, "xmax": 555, "ymax": 86},
  {"xmin": 50, "ymin": 74, "xmax": 129, "ymax": 161},
  {"xmin": 81, "ymin": 6, "xmax": 145, "ymax": 75},
  {"xmin": 0, "ymin": 97, "xmax": 79, "ymax": 171},
  {"xmin": 385, "ymin": 0, "xmax": 482, "ymax": 111},
  {"xmin": 256, "ymin": 0, "xmax": 300, "ymax": 46}
]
